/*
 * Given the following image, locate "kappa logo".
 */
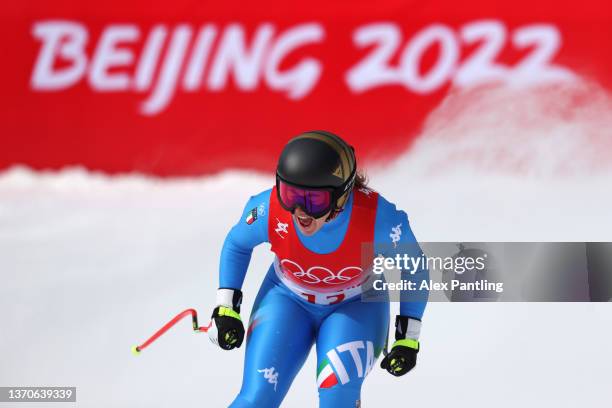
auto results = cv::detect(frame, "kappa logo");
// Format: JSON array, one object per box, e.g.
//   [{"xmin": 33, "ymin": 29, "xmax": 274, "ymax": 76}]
[
  {"xmin": 257, "ymin": 367, "xmax": 279, "ymax": 391},
  {"xmin": 317, "ymin": 340, "xmax": 377, "ymax": 389},
  {"xmin": 390, "ymin": 223, "xmax": 402, "ymax": 248},
  {"xmin": 275, "ymin": 218, "xmax": 289, "ymax": 238}
]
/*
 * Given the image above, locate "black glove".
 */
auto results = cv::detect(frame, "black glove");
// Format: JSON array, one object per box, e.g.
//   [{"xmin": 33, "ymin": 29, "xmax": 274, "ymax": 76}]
[
  {"xmin": 208, "ymin": 288, "xmax": 245, "ymax": 350},
  {"xmin": 381, "ymin": 315, "xmax": 420, "ymax": 376}
]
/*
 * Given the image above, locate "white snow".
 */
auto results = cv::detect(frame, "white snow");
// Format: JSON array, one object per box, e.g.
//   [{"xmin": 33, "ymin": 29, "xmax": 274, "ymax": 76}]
[{"xmin": 1, "ymin": 81, "xmax": 611, "ymax": 407}]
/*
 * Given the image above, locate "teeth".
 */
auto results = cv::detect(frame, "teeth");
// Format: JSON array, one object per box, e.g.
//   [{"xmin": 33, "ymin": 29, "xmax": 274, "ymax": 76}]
[{"xmin": 296, "ymin": 214, "xmax": 313, "ymax": 227}]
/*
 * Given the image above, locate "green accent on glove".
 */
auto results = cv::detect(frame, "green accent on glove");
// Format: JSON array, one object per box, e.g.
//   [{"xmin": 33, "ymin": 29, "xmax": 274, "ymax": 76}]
[
  {"xmin": 218, "ymin": 306, "xmax": 242, "ymax": 321},
  {"xmin": 393, "ymin": 338, "xmax": 419, "ymax": 350},
  {"xmin": 391, "ymin": 359, "xmax": 403, "ymax": 373},
  {"xmin": 224, "ymin": 331, "xmax": 238, "ymax": 344}
]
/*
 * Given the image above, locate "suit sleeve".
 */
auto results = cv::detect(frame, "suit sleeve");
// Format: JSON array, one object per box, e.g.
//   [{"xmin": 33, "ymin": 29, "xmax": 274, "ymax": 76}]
[
  {"xmin": 218, "ymin": 189, "xmax": 271, "ymax": 290},
  {"xmin": 374, "ymin": 195, "xmax": 429, "ymax": 320}
]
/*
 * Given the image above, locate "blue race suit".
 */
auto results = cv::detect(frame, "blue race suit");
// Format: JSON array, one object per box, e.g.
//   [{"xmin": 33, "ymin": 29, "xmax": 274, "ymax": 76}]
[{"xmin": 218, "ymin": 187, "xmax": 428, "ymax": 407}]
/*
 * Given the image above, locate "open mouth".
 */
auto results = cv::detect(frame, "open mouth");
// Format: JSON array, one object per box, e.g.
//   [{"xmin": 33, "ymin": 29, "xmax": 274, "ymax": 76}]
[{"xmin": 296, "ymin": 214, "xmax": 314, "ymax": 228}]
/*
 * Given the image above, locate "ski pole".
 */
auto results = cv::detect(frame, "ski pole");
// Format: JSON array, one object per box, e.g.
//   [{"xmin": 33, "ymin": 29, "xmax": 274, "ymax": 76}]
[{"xmin": 131, "ymin": 308, "xmax": 211, "ymax": 355}]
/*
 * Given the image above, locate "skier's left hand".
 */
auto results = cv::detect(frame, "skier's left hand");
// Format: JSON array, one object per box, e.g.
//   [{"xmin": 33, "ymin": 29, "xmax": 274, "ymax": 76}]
[
  {"xmin": 380, "ymin": 315, "xmax": 421, "ymax": 377},
  {"xmin": 381, "ymin": 341, "xmax": 418, "ymax": 376}
]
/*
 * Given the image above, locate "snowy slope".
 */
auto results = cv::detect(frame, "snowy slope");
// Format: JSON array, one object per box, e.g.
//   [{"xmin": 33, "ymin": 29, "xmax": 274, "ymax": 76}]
[{"xmin": 1, "ymin": 82, "xmax": 611, "ymax": 407}]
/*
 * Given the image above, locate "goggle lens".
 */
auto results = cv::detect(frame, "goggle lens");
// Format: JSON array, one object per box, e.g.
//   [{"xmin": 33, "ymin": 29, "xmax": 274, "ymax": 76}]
[{"xmin": 278, "ymin": 181, "xmax": 332, "ymax": 218}]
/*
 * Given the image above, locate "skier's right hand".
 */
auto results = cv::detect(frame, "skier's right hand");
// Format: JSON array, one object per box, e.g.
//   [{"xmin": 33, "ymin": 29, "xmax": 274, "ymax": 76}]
[{"xmin": 208, "ymin": 288, "xmax": 245, "ymax": 350}]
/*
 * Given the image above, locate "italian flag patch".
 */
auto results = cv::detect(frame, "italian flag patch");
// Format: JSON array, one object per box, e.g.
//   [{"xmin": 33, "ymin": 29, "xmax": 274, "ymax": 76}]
[
  {"xmin": 316, "ymin": 359, "xmax": 338, "ymax": 388},
  {"xmin": 245, "ymin": 208, "xmax": 257, "ymax": 225}
]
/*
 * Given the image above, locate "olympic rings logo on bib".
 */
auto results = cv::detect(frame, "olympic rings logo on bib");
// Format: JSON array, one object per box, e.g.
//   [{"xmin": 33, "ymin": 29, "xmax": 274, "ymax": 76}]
[{"xmin": 279, "ymin": 258, "xmax": 363, "ymax": 290}]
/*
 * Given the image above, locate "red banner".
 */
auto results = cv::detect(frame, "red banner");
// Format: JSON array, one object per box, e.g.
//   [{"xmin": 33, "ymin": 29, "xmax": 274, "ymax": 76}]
[{"xmin": 2, "ymin": 1, "xmax": 611, "ymax": 175}]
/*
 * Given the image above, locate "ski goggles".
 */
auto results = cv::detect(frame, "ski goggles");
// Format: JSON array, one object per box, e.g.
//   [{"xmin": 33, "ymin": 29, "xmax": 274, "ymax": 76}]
[{"xmin": 276, "ymin": 179, "xmax": 335, "ymax": 219}]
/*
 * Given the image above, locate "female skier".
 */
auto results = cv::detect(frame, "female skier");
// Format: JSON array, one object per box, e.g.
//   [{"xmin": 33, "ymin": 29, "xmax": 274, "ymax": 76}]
[{"xmin": 207, "ymin": 131, "xmax": 428, "ymax": 407}]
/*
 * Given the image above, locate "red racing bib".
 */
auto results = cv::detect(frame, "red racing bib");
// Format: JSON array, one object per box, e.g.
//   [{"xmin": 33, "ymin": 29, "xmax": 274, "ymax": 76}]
[{"xmin": 268, "ymin": 186, "xmax": 378, "ymax": 305}]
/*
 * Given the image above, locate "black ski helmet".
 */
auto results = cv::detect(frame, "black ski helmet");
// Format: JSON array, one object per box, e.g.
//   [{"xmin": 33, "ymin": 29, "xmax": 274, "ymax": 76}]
[{"xmin": 276, "ymin": 130, "xmax": 357, "ymax": 218}]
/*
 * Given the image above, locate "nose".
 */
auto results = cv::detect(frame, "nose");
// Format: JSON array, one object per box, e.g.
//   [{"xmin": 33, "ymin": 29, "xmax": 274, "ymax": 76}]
[{"xmin": 293, "ymin": 206, "xmax": 308, "ymax": 216}]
